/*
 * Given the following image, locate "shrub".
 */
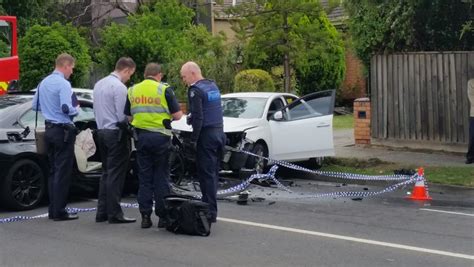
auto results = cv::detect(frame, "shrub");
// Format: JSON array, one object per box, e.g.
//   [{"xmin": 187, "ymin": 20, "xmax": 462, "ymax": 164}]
[
  {"xmin": 234, "ymin": 69, "xmax": 275, "ymax": 92},
  {"xmin": 19, "ymin": 22, "xmax": 91, "ymax": 90}
]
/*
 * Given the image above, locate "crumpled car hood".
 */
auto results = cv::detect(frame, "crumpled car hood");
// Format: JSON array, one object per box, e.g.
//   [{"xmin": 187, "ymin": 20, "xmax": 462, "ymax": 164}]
[{"xmin": 171, "ymin": 115, "xmax": 260, "ymax": 133}]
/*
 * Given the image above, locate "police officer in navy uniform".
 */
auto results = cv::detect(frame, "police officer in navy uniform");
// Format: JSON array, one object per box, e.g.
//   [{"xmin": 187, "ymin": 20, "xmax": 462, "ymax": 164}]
[
  {"xmin": 125, "ymin": 63, "xmax": 183, "ymax": 228},
  {"xmin": 32, "ymin": 53, "xmax": 79, "ymax": 221},
  {"xmin": 180, "ymin": 61, "xmax": 226, "ymax": 223}
]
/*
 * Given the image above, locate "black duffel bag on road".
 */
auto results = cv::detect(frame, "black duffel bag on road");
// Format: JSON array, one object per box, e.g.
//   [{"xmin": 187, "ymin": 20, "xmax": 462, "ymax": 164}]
[{"xmin": 164, "ymin": 195, "xmax": 212, "ymax": 236}]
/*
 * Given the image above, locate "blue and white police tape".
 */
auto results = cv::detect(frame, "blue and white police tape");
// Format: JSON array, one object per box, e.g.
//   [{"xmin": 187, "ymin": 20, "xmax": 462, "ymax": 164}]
[
  {"xmin": 0, "ymin": 203, "xmax": 140, "ymax": 224},
  {"xmin": 212, "ymin": 148, "xmax": 423, "ymax": 197},
  {"xmin": 217, "ymin": 164, "xmax": 420, "ymax": 198},
  {"xmin": 0, "ymin": 151, "xmax": 424, "ymax": 224},
  {"xmin": 235, "ymin": 148, "xmax": 415, "ymax": 181}
]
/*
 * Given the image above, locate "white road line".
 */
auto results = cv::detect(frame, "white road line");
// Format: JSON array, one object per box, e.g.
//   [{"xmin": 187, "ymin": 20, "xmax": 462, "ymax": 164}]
[
  {"xmin": 420, "ymin": 208, "xmax": 474, "ymax": 217},
  {"xmin": 218, "ymin": 217, "xmax": 474, "ymax": 261}
]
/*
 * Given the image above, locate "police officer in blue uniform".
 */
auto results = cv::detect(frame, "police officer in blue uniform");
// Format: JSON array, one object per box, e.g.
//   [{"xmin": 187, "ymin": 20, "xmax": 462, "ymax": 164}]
[
  {"xmin": 180, "ymin": 61, "xmax": 226, "ymax": 223},
  {"xmin": 32, "ymin": 53, "xmax": 79, "ymax": 221}
]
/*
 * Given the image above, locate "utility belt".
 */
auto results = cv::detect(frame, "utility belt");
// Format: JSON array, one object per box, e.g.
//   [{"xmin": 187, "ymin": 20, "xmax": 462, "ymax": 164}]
[
  {"xmin": 45, "ymin": 120, "xmax": 72, "ymax": 128},
  {"xmin": 136, "ymin": 128, "xmax": 169, "ymax": 136},
  {"xmin": 45, "ymin": 120, "xmax": 77, "ymax": 143},
  {"xmin": 202, "ymin": 126, "xmax": 223, "ymax": 129}
]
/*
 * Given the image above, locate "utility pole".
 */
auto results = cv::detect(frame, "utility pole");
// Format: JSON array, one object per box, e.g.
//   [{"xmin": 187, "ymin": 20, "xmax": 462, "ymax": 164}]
[{"xmin": 283, "ymin": 10, "xmax": 290, "ymax": 93}]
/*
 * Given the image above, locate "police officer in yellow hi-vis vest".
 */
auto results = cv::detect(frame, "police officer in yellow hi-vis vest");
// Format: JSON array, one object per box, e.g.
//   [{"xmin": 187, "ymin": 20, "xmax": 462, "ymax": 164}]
[{"xmin": 124, "ymin": 63, "xmax": 183, "ymax": 229}]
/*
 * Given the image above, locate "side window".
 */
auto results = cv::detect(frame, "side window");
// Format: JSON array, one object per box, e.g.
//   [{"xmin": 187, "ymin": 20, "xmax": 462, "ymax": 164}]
[
  {"xmin": 19, "ymin": 106, "xmax": 95, "ymax": 128},
  {"xmin": 285, "ymin": 91, "xmax": 335, "ymax": 121},
  {"xmin": 267, "ymin": 98, "xmax": 285, "ymax": 120},
  {"xmin": 74, "ymin": 106, "xmax": 94, "ymax": 122},
  {"xmin": 284, "ymin": 96, "xmax": 297, "ymax": 105},
  {"xmin": 19, "ymin": 109, "xmax": 45, "ymax": 128},
  {"xmin": 0, "ymin": 19, "xmax": 12, "ymax": 58}
]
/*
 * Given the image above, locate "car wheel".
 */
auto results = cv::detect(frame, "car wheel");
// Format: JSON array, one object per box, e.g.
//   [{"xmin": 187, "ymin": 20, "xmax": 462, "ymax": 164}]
[
  {"xmin": 245, "ymin": 143, "xmax": 267, "ymax": 174},
  {"xmin": 169, "ymin": 151, "xmax": 185, "ymax": 186},
  {"xmin": 0, "ymin": 159, "xmax": 46, "ymax": 211},
  {"xmin": 308, "ymin": 157, "xmax": 324, "ymax": 169}
]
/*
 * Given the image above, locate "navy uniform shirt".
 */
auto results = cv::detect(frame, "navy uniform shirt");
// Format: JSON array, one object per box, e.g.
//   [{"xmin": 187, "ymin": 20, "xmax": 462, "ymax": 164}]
[{"xmin": 187, "ymin": 79, "xmax": 223, "ymax": 142}]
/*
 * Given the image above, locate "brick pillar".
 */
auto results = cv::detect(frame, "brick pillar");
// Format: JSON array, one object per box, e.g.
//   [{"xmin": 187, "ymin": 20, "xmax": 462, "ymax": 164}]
[
  {"xmin": 179, "ymin": 102, "xmax": 187, "ymax": 114},
  {"xmin": 353, "ymin": 98, "xmax": 371, "ymax": 145}
]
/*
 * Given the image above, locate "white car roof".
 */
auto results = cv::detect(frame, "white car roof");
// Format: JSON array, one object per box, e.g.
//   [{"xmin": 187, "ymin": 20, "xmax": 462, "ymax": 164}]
[
  {"xmin": 72, "ymin": 88, "xmax": 93, "ymax": 93},
  {"xmin": 222, "ymin": 92, "xmax": 298, "ymax": 98},
  {"xmin": 31, "ymin": 88, "xmax": 92, "ymax": 92}
]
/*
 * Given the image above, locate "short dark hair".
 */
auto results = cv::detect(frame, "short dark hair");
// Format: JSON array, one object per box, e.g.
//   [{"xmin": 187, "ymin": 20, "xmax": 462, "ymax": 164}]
[
  {"xmin": 144, "ymin": 63, "xmax": 162, "ymax": 77},
  {"xmin": 115, "ymin": 57, "xmax": 136, "ymax": 71},
  {"xmin": 55, "ymin": 53, "xmax": 75, "ymax": 67}
]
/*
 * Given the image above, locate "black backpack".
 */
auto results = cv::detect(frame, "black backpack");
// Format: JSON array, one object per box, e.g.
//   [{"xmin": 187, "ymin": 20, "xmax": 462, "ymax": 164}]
[{"xmin": 164, "ymin": 195, "xmax": 212, "ymax": 236}]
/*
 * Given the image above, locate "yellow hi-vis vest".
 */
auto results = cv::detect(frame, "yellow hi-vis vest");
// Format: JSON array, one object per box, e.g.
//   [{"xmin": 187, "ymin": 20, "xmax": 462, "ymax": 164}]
[{"xmin": 128, "ymin": 79, "xmax": 171, "ymax": 135}]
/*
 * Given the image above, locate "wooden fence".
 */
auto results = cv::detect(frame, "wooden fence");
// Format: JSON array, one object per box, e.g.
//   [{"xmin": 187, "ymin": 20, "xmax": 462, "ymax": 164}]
[{"xmin": 370, "ymin": 52, "xmax": 474, "ymax": 144}]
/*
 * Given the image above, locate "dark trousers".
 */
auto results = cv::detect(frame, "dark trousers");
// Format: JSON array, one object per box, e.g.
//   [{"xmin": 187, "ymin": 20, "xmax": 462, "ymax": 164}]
[
  {"xmin": 136, "ymin": 131, "xmax": 171, "ymax": 218},
  {"xmin": 467, "ymin": 117, "xmax": 474, "ymax": 161},
  {"xmin": 45, "ymin": 125, "xmax": 75, "ymax": 219},
  {"xmin": 96, "ymin": 129, "xmax": 130, "ymax": 219},
  {"xmin": 196, "ymin": 127, "xmax": 226, "ymax": 220}
]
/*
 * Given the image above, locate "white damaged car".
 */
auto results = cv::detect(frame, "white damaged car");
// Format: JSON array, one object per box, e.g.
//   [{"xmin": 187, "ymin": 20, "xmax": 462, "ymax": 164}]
[{"xmin": 171, "ymin": 90, "xmax": 336, "ymax": 173}]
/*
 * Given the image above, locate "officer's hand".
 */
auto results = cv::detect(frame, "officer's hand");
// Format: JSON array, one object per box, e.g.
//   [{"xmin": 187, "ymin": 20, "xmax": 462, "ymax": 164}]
[{"xmin": 186, "ymin": 114, "xmax": 192, "ymax": 125}]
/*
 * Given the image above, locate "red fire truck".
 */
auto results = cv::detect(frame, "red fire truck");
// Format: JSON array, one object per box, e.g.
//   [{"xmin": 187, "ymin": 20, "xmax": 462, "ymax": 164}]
[{"xmin": 0, "ymin": 16, "xmax": 18, "ymax": 95}]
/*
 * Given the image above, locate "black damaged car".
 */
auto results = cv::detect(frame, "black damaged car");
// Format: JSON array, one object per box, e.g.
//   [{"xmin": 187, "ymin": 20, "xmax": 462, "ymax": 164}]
[{"xmin": 0, "ymin": 94, "xmax": 138, "ymax": 211}]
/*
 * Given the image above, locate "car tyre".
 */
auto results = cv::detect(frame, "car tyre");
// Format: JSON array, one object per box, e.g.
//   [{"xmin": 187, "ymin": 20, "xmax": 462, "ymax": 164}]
[
  {"xmin": 0, "ymin": 159, "xmax": 46, "ymax": 211},
  {"xmin": 307, "ymin": 157, "xmax": 324, "ymax": 169},
  {"xmin": 245, "ymin": 143, "xmax": 268, "ymax": 174}
]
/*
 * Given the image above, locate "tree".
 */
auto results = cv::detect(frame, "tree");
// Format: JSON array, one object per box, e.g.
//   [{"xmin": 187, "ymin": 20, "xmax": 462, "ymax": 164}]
[
  {"xmin": 345, "ymin": 0, "xmax": 474, "ymax": 67},
  {"xmin": 97, "ymin": 0, "xmax": 235, "ymax": 98},
  {"xmin": 19, "ymin": 22, "xmax": 91, "ymax": 90},
  {"xmin": 227, "ymin": 0, "xmax": 345, "ymax": 94},
  {"xmin": 0, "ymin": 0, "xmax": 68, "ymax": 36},
  {"xmin": 0, "ymin": 39, "xmax": 8, "ymax": 58}
]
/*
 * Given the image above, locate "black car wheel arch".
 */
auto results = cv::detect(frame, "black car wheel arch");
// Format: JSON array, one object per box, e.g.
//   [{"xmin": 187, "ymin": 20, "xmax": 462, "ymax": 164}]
[{"xmin": 1, "ymin": 158, "xmax": 46, "ymax": 210}]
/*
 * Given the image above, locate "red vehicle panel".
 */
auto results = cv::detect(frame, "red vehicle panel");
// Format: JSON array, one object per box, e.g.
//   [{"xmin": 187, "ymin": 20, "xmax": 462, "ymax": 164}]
[{"xmin": 0, "ymin": 16, "xmax": 18, "ymax": 95}]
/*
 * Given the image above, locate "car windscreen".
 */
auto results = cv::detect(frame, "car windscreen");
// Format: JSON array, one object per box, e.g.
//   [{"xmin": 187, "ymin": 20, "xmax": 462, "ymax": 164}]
[
  {"xmin": 0, "ymin": 97, "xmax": 30, "ymax": 117},
  {"xmin": 222, "ymin": 97, "xmax": 267, "ymax": 119}
]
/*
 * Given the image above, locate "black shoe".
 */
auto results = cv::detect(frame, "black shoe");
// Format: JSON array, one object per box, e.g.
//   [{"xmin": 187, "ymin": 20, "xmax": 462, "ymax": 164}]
[
  {"xmin": 53, "ymin": 213, "xmax": 79, "ymax": 221},
  {"xmin": 95, "ymin": 214, "xmax": 108, "ymax": 223},
  {"xmin": 157, "ymin": 218, "xmax": 169, "ymax": 228},
  {"xmin": 210, "ymin": 217, "xmax": 217, "ymax": 223},
  {"xmin": 466, "ymin": 159, "xmax": 474, "ymax": 164},
  {"xmin": 108, "ymin": 216, "xmax": 136, "ymax": 224},
  {"xmin": 141, "ymin": 214, "xmax": 152, "ymax": 228}
]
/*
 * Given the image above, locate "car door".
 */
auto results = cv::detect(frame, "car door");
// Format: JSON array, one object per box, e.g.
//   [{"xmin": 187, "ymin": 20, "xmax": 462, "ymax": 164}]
[{"xmin": 268, "ymin": 90, "xmax": 336, "ymax": 161}]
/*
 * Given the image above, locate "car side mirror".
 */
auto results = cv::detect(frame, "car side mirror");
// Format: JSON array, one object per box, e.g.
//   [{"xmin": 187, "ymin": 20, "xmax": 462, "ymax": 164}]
[
  {"xmin": 272, "ymin": 111, "xmax": 284, "ymax": 121},
  {"xmin": 7, "ymin": 80, "xmax": 18, "ymax": 92}
]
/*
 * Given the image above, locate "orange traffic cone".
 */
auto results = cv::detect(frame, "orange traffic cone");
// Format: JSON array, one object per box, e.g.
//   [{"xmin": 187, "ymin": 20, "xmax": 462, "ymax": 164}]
[{"xmin": 406, "ymin": 167, "xmax": 432, "ymax": 201}]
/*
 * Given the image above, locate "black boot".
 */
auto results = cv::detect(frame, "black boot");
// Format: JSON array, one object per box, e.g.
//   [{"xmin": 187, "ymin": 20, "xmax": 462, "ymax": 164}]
[
  {"xmin": 141, "ymin": 214, "xmax": 152, "ymax": 229},
  {"xmin": 157, "ymin": 217, "xmax": 169, "ymax": 228}
]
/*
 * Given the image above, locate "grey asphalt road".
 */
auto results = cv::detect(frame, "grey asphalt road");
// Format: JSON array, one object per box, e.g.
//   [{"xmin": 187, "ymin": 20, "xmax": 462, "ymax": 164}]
[{"xmin": 1, "ymin": 180, "xmax": 473, "ymax": 267}]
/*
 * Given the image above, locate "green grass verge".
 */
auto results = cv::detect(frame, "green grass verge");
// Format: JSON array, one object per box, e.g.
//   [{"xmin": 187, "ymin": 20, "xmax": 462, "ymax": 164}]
[
  {"xmin": 333, "ymin": 114, "xmax": 354, "ymax": 129},
  {"xmin": 321, "ymin": 158, "xmax": 474, "ymax": 187}
]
